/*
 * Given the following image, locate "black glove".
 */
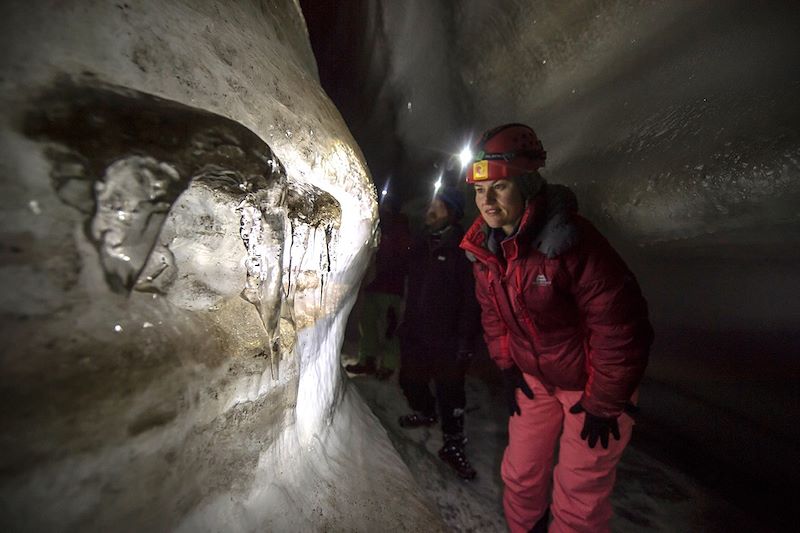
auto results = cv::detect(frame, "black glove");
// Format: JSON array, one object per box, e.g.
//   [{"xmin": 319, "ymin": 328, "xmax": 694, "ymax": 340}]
[
  {"xmin": 501, "ymin": 366, "xmax": 534, "ymax": 416},
  {"xmin": 569, "ymin": 402, "xmax": 620, "ymax": 449}
]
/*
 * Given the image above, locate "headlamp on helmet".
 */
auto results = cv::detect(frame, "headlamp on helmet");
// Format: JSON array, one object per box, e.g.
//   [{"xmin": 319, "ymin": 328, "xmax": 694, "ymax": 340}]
[{"xmin": 465, "ymin": 123, "xmax": 546, "ymax": 184}]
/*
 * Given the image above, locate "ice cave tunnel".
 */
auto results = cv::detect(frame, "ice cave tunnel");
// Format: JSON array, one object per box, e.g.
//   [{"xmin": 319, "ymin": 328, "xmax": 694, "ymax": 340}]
[{"xmin": 1, "ymin": 1, "xmax": 798, "ymax": 531}]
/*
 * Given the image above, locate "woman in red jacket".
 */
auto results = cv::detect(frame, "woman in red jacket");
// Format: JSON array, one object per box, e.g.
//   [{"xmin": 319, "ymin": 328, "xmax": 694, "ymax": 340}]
[{"xmin": 459, "ymin": 124, "xmax": 653, "ymax": 533}]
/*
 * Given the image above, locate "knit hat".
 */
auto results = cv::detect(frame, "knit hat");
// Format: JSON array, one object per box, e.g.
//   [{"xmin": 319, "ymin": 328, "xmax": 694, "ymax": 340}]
[{"xmin": 435, "ymin": 187, "xmax": 465, "ymax": 221}]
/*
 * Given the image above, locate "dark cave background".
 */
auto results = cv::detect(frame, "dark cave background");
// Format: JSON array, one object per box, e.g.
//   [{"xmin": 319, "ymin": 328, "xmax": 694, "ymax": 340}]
[{"xmin": 301, "ymin": 1, "xmax": 800, "ymax": 530}]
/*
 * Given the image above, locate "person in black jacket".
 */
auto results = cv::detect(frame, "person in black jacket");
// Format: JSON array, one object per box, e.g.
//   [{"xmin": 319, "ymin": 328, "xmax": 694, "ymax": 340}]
[{"xmin": 397, "ymin": 186, "xmax": 481, "ymax": 480}]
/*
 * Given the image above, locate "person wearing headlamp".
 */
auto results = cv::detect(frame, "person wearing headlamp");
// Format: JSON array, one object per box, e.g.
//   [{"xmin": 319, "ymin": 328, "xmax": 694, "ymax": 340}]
[{"xmin": 459, "ymin": 124, "xmax": 653, "ymax": 533}]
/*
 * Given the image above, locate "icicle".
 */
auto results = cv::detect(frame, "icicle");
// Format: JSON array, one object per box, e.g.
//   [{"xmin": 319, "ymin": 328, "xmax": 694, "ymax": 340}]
[{"xmin": 236, "ymin": 178, "xmax": 287, "ymax": 380}]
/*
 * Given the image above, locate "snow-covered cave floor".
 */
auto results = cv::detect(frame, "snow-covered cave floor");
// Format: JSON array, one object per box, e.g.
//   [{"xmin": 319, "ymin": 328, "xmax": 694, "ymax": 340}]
[{"xmin": 342, "ymin": 350, "xmax": 765, "ymax": 533}]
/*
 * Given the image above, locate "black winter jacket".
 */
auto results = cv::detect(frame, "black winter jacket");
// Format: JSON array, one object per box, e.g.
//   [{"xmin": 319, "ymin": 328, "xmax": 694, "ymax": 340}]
[{"xmin": 401, "ymin": 224, "xmax": 481, "ymax": 356}]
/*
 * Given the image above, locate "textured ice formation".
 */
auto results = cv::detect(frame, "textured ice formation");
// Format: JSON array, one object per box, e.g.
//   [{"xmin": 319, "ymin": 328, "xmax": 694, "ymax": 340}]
[
  {"xmin": 0, "ymin": 1, "xmax": 441, "ymax": 531},
  {"xmin": 91, "ymin": 156, "xmax": 181, "ymax": 289}
]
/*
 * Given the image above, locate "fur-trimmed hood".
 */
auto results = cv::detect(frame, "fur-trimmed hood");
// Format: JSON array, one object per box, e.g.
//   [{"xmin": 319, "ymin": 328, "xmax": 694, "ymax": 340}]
[{"xmin": 533, "ymin": 183, "xmax": 579, "ymax": 258}]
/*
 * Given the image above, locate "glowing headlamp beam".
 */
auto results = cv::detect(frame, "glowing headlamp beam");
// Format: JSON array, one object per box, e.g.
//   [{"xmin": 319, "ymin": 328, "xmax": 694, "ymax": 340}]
[
  {"xmin": 379, "ymin": 178, "xmax": 390, "ymax": 204},
  {"xmin": 459, "ymin": 146, "xmax": 473, "ymax": 167}
]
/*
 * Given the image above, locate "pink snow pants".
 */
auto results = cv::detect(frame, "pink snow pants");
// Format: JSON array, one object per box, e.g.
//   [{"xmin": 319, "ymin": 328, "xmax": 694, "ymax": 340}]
[{"xmin": 501, "ymin": 373, "xmax": 634, "ymax": 533}]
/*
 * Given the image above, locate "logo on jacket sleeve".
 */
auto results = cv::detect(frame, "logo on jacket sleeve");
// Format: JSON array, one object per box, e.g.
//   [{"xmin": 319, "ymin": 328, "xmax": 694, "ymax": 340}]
[{"xmin": 534, "ymin": 274, "xmax": 551, "ymax": 286}]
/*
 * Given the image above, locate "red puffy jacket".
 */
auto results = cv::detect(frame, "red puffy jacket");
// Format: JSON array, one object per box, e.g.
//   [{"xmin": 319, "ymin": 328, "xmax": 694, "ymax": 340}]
[{"xmin": 460, "ymin": 185, "xmax": 653, "ymax": 417}]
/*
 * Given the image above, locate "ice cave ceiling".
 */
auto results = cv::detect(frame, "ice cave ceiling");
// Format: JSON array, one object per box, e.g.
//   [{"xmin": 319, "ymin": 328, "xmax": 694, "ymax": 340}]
[{"xmin": 304, "ymin": 0, "xmax": 800, "ymax": 243}]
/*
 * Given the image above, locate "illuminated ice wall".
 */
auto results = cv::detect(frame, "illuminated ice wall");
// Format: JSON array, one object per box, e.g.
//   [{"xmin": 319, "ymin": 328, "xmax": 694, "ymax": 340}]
[{"xmin": 0, "ymin": 1, "xmax": 442, "ymax": 531}]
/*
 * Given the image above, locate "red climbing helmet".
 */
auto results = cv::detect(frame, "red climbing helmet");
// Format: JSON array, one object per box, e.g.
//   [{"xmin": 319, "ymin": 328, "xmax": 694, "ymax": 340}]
[{"xmin": 465, "ymin": 123, "xmax": 546, "ymax": 183}]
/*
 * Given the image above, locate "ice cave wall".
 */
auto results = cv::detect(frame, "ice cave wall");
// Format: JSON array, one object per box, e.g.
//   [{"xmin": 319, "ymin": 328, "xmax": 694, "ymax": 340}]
[{"xmin": 0, "ymin": 1, "xmax": 442, "ymax": 531}]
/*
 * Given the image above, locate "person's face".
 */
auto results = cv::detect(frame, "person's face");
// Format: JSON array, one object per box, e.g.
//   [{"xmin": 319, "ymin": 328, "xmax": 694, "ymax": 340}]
[
  {"xmin": 425, "ymin": 198, "xmax": 450, "ymax": 229},
  {"xmin": 473, "ymin": 179, "xmax": 525, "ymax": 235}
]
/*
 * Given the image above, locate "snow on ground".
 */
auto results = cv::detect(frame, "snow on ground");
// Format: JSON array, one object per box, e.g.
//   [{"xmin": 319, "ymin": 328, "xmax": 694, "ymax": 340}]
[{"xmin": 342, "ymin": 349, "xmax": 765, "ymax": 532}]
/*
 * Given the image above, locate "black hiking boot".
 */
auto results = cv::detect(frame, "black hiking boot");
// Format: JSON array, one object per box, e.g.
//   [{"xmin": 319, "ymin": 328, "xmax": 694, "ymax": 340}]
[
  {"xmin": 438, "ymin": 434, "xmax": 477, "ymax": 480},
  {"xmin": 398, "ymin": 411, "xmax": 438, "ymax": 428},
  {"xmin": 345, "ymin": 358, "xmax": 376, "ymax": 375}
]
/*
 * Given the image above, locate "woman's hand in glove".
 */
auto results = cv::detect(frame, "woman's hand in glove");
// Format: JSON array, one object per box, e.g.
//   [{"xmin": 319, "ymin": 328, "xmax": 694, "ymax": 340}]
[
  {"xmin": 501, "ymin": 366, "xmax": 534, "ymax": 416},
  {"xmin": 569, "ymin": 402, "xmax": 620, "ymax": 449}
]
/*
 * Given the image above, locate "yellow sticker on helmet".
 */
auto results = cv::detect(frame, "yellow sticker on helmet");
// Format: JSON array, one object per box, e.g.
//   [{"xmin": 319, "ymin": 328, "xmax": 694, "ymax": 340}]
[{"xmin": 473, "ymin": 160, "xmax": 489, "ymax": 180}]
